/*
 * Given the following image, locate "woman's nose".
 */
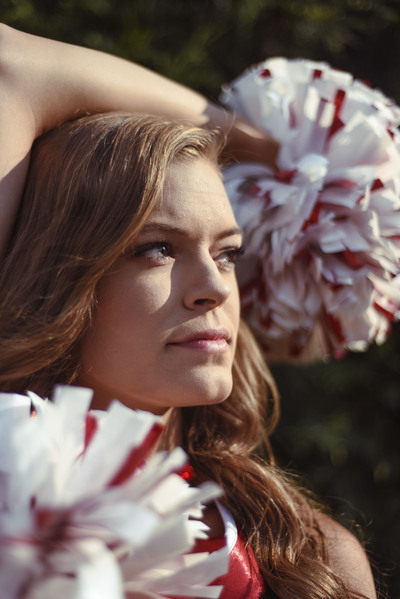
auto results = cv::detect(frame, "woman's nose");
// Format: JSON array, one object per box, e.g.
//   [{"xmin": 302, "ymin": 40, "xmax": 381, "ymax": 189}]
[{"xmin": 183, "ymin": 254, "xmax": 232, "ymax": 310}]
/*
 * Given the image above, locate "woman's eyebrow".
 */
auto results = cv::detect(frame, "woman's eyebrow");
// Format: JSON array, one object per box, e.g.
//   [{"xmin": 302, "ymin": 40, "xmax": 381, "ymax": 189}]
[{"xmin": 138, "ymin": 222, "xmax": 243, "ymax": 240}]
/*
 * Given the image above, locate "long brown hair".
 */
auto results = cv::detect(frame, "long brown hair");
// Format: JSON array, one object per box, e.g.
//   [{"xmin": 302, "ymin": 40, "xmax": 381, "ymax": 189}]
[
  {"xmin": 0, "ymin": 113, "xmax": 366, "ymax": 598},
  {"xmin": 0, "ymin": 113, "xmax": 223, "ymax": 394}
]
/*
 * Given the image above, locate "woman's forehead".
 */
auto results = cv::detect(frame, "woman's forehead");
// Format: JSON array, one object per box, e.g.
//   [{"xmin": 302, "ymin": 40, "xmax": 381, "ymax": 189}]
[{"xmin": 150, "ymin": 159, "xmax": 239, "ymax": 233}]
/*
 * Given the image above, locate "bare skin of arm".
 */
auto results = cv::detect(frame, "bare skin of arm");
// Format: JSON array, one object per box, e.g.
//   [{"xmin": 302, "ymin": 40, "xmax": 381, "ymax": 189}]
[
  {"xmin": 317, "ymin": 513, "xmax": 377, "ymax": 599},
  {"xmin": 0, "ymin": 23, "xmax": 278, "ymax": 256}
]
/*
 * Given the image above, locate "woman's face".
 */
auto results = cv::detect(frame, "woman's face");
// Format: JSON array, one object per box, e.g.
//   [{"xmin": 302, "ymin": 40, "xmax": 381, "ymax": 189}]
[{"xmin": 78, "ymin": 158, "xmax": 242, "ymax": 414}]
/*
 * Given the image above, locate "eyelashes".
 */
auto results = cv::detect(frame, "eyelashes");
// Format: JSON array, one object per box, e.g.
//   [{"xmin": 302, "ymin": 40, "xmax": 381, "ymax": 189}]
[
  {"xmin": 217, "ymin": 245, "xmax": 246, "ymax": 271},
  {"xmin": 225, "ymin": 245, "xmax": 246, "ymax": 262},
  {"xmin": 129, "ymin": 240, "xmax": 173, "ymax": 260},
  {"xmin": 124, "ymin": 240, "xmax": 245, "ymax": 270}
]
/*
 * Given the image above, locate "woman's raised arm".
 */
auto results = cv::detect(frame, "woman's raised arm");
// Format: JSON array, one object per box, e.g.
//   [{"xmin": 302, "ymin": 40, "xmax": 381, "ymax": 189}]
[{"xmin": 0, "ymin": 23, "xmax": 277, "ymax": 256}]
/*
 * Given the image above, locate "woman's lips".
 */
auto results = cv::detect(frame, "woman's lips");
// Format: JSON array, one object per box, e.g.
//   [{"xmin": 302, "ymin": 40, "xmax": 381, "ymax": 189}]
[
  {"xmin": 168, "ymin": 329, "xmax": 230, "ymax": 352},
  {"xmin": 173, "ymin": 338, "xmax": 229, "ymax": 352}
]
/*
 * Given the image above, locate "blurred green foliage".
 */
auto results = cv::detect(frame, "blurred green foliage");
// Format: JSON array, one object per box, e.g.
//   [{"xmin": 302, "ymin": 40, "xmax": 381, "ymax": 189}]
[{"xmin": 1, "ymin": 0, "xmax": 399, "ymax": 595}]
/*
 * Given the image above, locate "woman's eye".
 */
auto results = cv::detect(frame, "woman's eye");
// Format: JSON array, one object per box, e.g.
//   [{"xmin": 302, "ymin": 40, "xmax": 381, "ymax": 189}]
[
  {"xmin": 129, "ymin": 241, "xmax": 174, "ymax": 262},
  {"xmin": 216, "ymin": 246, "xmax": 245, "ymax": 271}
]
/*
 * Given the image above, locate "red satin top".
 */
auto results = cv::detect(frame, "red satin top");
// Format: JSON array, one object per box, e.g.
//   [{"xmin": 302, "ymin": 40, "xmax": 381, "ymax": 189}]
[
  {"xmin": 195, "ymin": 532, "xmax": 266, "ymax": 599},
  {"xmin": 168, "ymin": 503, "xmax": 266, "ymax": 599}
]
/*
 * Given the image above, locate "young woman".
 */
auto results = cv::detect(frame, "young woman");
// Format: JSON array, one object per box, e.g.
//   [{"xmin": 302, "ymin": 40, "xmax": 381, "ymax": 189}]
[
  {"xmin": 0, "ymin": 24, "xmax": 377, "ymax": 599},
  {"xmin": 0, "ymin": 111, "xmax": 376, "ymax": 599}
]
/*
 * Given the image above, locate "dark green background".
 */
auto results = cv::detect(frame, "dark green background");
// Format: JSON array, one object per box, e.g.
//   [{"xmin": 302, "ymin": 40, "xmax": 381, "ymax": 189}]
[{"xmin": 1, "ymin": 1, "xmax": 399, "ymax": 596}]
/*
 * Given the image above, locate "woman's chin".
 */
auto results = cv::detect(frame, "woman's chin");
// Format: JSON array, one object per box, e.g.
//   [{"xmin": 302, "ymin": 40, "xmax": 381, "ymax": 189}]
[
  {"xmin": 179, "ymin": 376, "xmax": 233, "ymax": 408},
  {"xmin": 79, "ymin": 367, "xmax": 234, "ymax": 413}
]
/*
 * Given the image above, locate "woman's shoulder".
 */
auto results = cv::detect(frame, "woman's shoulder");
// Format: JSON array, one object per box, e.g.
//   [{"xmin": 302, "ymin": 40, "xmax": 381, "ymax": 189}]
[{"xmin": 314, "ymin": 511, "xmax": 377, "ymax": 599}]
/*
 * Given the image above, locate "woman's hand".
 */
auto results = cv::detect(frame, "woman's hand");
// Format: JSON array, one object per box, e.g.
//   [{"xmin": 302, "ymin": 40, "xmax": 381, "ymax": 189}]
[{"xmin": 221, "ymin": 113, "xmax": 279, "ymax": 167}]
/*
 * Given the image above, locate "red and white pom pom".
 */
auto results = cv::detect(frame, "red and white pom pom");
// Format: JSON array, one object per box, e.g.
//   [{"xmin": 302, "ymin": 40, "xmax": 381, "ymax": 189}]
[
  {"xmin": 221, "ymin": 58, "xmax": 400, "ymax": 360},
  {"xmin": 0, "ymin": 387, "xmax": 227, "ymax": 599}
]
